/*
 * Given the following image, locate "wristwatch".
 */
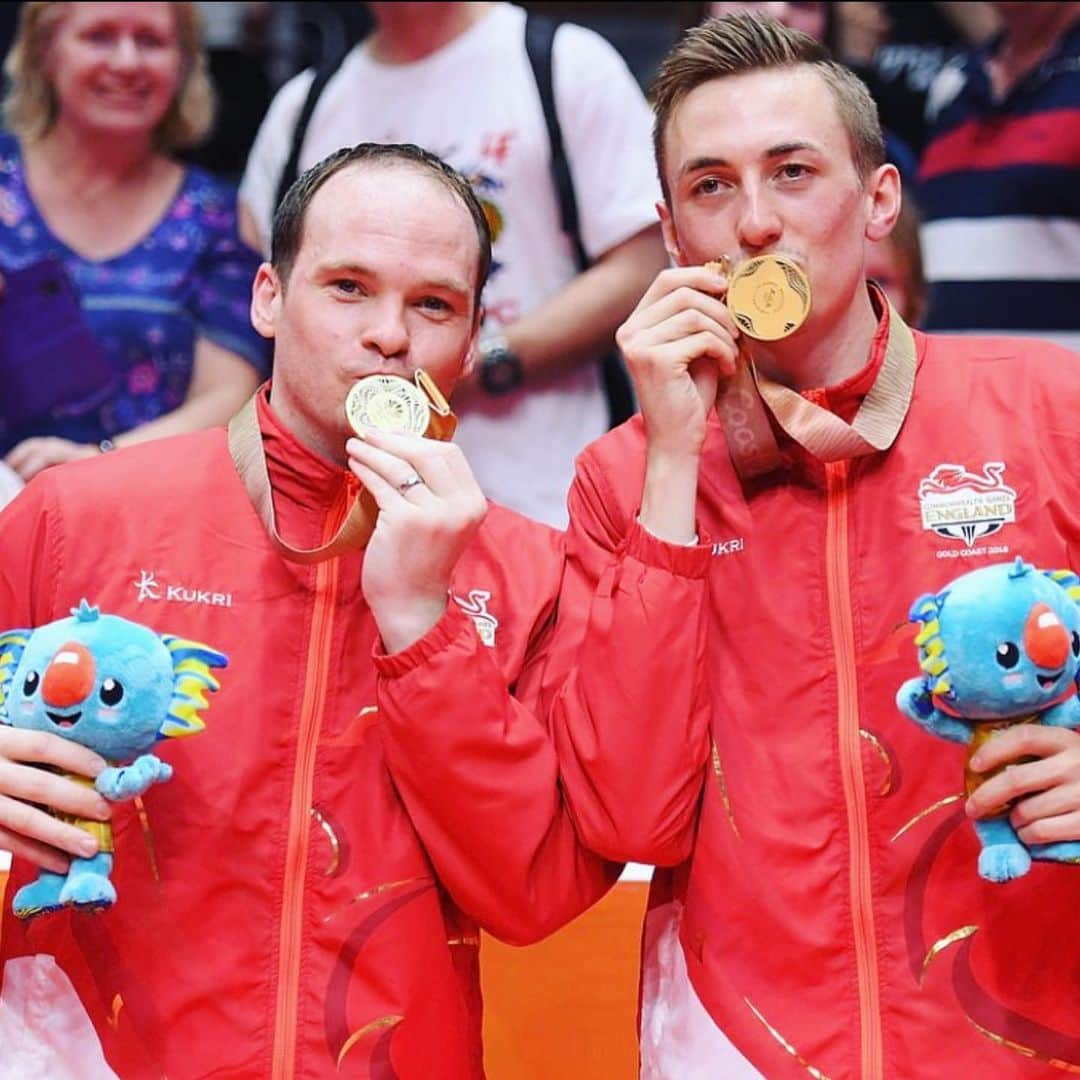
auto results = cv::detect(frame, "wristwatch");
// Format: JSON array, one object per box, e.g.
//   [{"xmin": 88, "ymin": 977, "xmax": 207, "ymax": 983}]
[{"xmin": 478, "ymin": 334, "xmax": 524, "ymax": 396}]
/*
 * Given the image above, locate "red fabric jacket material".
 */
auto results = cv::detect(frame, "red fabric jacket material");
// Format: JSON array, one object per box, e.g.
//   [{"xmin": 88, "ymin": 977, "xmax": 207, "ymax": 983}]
[
  {"xmin": 547, "ymin": 315, "xmax": 1080, "ymax": 1079},
  {"xmin": 0, "ymin": 394, "xmax": 616, "ymax": 1079}
]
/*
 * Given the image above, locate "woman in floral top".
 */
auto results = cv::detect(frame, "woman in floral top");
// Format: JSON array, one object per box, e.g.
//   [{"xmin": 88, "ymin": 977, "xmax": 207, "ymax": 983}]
[{"xmin": 0, "ymin": 2, "xmax": 270, "ymax": 482}]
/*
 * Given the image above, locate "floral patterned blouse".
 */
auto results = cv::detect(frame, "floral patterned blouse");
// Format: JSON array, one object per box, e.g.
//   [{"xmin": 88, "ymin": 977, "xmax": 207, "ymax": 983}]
[{"xmin": 0, "ymin": 132, "xmax": 270, "ymax": 453}]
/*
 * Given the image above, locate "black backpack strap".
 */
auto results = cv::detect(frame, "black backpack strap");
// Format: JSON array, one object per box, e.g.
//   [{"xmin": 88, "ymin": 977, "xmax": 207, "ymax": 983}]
[
  {"xmin": 274, "ymin": 60, "xmax": 343, "ymax": 213},
  {"xmin": 524, "ymin": 14, "xmax": 589, "ymax": 271},
  {"xmin": 523, "ymin": 12, "xmax": 636, "ymax": 427}
]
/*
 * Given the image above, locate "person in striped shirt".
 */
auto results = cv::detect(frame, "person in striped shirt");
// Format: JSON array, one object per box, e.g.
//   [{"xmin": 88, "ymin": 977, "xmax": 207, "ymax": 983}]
[{"xmin": 918, "ymin": 2, "xmax": 1080, "ymax": 353}]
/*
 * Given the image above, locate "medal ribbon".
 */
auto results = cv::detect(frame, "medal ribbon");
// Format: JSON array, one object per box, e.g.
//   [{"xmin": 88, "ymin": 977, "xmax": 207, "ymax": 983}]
[
  {"xmin": 228, "ymin": 394, "xmax": 376, "ymax": 564},
  {"xmin": 229, "ymin": 373, "xmax": 459, "ymax": 564},
  {"xmin": 718, "ymin": 291, "xmax": 918, "ymax": 479}
]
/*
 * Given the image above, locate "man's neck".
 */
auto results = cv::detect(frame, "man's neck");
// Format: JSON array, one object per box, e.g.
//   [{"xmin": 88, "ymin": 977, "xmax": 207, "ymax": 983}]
[
  {"xmin": 368, "ymin": 2, "xmax": 493, "ymax": 65},
  {"xmin": 267, "ymin": 385, "xmax": 346, "ymax": 468},
  {"xmin": 748, "ymin": 283, "xmax": 881, "ymax": 393}
]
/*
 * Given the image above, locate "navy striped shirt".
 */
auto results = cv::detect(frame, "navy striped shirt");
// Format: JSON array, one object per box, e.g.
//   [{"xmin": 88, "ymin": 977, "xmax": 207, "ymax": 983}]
[{"xmin": 917, "ymin": 20, "xmax": 1080, "ymax": 352}]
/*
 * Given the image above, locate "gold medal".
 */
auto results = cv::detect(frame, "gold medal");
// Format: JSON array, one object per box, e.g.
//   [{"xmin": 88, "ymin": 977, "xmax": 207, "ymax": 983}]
[
  {"xmin": 345, "ymin": 375, "xmax": 433, "ymax": 437},
  {"xmin": 722, "ymin": 254, "xmax": 811, "ymax": 341}
]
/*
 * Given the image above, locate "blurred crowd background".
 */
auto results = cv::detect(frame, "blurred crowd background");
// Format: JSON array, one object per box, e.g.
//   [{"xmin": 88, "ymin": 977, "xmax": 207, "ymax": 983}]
[{"xmin": 0, "ymin": 0, "xmax": 1076, "ymax": 523}]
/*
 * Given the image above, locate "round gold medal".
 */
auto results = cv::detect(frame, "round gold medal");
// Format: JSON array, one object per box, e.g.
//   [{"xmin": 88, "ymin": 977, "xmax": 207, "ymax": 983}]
[
  {"xmin": 345, "ymin": 375, "xmax": 431, "ymax": 437},
  {"xmin": 724, "ymin": 254, "xmax": 811, "ymax": 341}
]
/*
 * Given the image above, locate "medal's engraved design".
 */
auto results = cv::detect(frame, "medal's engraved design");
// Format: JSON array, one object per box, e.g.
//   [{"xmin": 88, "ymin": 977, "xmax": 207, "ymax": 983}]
[
  {"xmin": 781, "ymin": 262, "xmax": 810, "ymax": 306},
  {"xmin": 754, "ymin": 282, "xmax": 784, "ymax": 313},
  {"xmin": 723, "ymin": 253, "xmax": 811, "ymax": 341},
  {"xmin": 345, "ymin": 376, "xmax": 431, "ymax": 437}
]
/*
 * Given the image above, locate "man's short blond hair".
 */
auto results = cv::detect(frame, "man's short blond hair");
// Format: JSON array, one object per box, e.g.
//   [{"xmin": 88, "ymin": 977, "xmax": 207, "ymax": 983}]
[
  {"xmin": 3, "ymin": 2, "xmax": 215, "ymax": 152},
  {"xmin": 651, "ymin": 12, "xmax": 885, "ymax": 197}
]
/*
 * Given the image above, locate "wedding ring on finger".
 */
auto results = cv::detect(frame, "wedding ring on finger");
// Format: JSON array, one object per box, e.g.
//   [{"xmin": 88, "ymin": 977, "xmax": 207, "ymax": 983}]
[{"xmin": 398, "ymin": 474, "xmax": 425, "ymax": 493}]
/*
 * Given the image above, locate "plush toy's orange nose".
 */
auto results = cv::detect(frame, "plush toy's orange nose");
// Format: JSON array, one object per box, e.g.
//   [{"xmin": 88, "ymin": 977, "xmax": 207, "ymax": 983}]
[
  {"xmin": 1023, "ymin": 603, "xmax": 1070, "ymax": 670},
  {"xmin": 41, "ymin": 641, "xmax": 96, "ymax": 708}
]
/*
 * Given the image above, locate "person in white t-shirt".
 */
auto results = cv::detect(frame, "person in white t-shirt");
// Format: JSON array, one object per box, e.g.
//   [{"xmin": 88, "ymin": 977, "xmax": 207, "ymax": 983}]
[{"xmin": 238, "ymin": 1, "xmax": 667, "ymax": 526}]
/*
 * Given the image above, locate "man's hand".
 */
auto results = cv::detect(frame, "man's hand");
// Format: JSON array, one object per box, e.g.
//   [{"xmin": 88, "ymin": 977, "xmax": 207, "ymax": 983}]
[
  {"xmin": 5, "ymin": 437, "xmax": 97, "ymax": 482},
  {"xmin": 966, "ymin": 725, "xmax": 1080, "ymax": 844},
  {"xmin": 615, "ymin": 265, "xmax": 739, "ymax": 543},
  {"xmin": 346, "ymin": 429, "xmax": 488, "ymax": 654},
  {"xmin": 617, "ymin": 265, "xmax": 739, "ymax": 455},
  {"xmin": 0, "ymin": 726, "xmax": 110, "ymax": 872}
]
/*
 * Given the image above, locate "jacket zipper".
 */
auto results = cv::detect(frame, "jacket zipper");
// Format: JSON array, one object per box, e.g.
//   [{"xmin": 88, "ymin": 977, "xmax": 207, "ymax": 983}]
[
  {"xmin": 825, "ymin": 459, "xmax": 883, "ymax": 1079},
  {"xmin": 271, "ymin": 491, "xmax": 348, "ymax": 1079}
]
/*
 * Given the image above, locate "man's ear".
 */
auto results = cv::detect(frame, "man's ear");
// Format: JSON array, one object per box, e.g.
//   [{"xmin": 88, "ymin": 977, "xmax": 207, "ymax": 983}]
[
  {"xmin": 865, "ymin": 163, "xmax": 902, "ymax": 243},
  {"xmin": 250, "ymin": 262, "xmax": 282, "ymax": 340},
  {"xmin": 658, "ymin": 201, "xmax": 688, "ymax": 266}
]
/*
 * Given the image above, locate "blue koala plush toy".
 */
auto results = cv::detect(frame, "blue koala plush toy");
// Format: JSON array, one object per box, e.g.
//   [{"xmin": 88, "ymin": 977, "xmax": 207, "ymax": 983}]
[
  {"xmin": 897, "ymin": 558, "xmax": 1080, "ymax": 883},
  {"xmin": 0, "ymin": 600, "xmax": 227, "ymax": 917}
]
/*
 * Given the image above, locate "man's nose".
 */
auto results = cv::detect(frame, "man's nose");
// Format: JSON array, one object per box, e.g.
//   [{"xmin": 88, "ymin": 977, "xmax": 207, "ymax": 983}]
[
  {"xmin": 360, "ymin": 299, "xmax": 409, "ymax": 359},
  {"xmin": 734, "ymin": 188, "xmax": 783, "ymax": 253}
]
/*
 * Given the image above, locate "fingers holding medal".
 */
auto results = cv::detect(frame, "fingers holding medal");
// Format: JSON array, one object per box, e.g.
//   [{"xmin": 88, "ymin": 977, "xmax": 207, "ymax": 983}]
[
  {"xmin": 347, "ymin": 390, "xmax": 429, "ymax": 507},
  {"xmin": 344, "ymin": 372, "xmax": 483, "ymax": 520},
  {"xmin": 344, "ymin": 373, "xmax": 487, "ymax": 654},
  {"xmin": 618, "ymin": 263, "xmax": 742, "ymax": 377},
  {"xmin": 614, "ymin": 263, "xmax": 744, "ymax": 455}
]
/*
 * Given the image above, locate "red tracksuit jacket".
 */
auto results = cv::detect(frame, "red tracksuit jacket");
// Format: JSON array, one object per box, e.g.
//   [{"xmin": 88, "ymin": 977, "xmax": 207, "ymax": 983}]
[
  {"xmin": 0, "ymin": 393, "xmax": 623, "ymax": 1079},
  {"xmin": 542, "ymin": 308, "xmax": 1080, "ymax": 1079}
]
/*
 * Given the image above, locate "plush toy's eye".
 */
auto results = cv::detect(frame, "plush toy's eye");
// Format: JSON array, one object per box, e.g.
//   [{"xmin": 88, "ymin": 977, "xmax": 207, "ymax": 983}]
[
  {"xmin": 99, "ymin": 678, "xmax": 124, "ymax": 706},
  {"xmin": 996, "ymin": 641, "xmax": 1020, "ymax": 669},
  {"xmin": 22, "ymin": 671, "xmax": 39, "ymax": 696},
  {"xmin": 1072, "ymin": 631, "xmax": 1080, "ymax": 658}
]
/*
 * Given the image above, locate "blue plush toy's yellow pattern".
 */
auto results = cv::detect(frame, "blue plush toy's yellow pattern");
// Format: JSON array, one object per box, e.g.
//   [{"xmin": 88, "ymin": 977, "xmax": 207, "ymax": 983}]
[
  {"xmin": 160, "ymin": 635, "xmax": 227, "ymax": 739},
  {"xmin": 913, "ymin": 600, "xmax": 952, "ymax": 693},
  {"xmin": 0, "ymin": 630, "xmax": 30, "ymax": 721}
]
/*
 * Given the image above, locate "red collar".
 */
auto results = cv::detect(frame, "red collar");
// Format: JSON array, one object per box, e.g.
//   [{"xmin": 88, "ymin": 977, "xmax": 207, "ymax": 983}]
[
  {"xmin": 254, "ymin": 382, "xmax": 353, "ymax": 550},
  {"xmin": 798, "ymin": 282, "xmax": 891, "ymax": 424}
]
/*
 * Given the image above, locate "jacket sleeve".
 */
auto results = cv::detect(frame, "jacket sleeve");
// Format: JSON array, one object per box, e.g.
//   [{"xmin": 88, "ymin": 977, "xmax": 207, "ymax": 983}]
[
  {"xmin": 375, "ymin": 595, "xmax": 621, "ymax": 947},
  {"xmin": 537, "ymin": 450, "xmax": 713, "ymax": 867}
]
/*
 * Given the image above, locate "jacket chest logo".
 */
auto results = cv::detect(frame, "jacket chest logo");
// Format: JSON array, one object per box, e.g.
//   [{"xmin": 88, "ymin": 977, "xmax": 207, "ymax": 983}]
[
  {"xmin": 919, "ymin": 462, "xmax": 1016, "ymax": 559},
  {"xmin": 133, "ymin": 570, "xmax": 234, "ymax": 608},
  {"xmin": 453, "ymin": 589, "xmax": 498, "ymax": 647}
]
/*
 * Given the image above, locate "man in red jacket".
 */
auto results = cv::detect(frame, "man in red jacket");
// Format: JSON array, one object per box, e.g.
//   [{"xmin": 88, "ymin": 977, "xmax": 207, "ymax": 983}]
[
  {"xmin": 0, "ymin": 143, "xmax": 627, "ymax": 1078},
  {"xmin": 540, "ymin": 12, "xmax": 1080, "ymax": 1079}
]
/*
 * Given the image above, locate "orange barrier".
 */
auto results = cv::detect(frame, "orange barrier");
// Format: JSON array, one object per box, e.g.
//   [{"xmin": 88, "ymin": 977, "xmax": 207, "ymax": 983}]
[
  {"xmin": 481, "ymin": 880, "xmax": 648, "ymax": 1079},
  {"xmin": 0, "ymin": 868, "xmax": 648, "ymax": 1077}
]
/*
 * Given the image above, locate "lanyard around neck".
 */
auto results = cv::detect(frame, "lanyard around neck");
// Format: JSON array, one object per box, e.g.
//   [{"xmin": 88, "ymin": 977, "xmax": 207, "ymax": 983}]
[
  {"xmin": 717, "ymin": 299, "xmax": 918, "ymax": 479},
  {"xmin": 227, "ymin": 395, "xmax": 374, "ymax": 564}
]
